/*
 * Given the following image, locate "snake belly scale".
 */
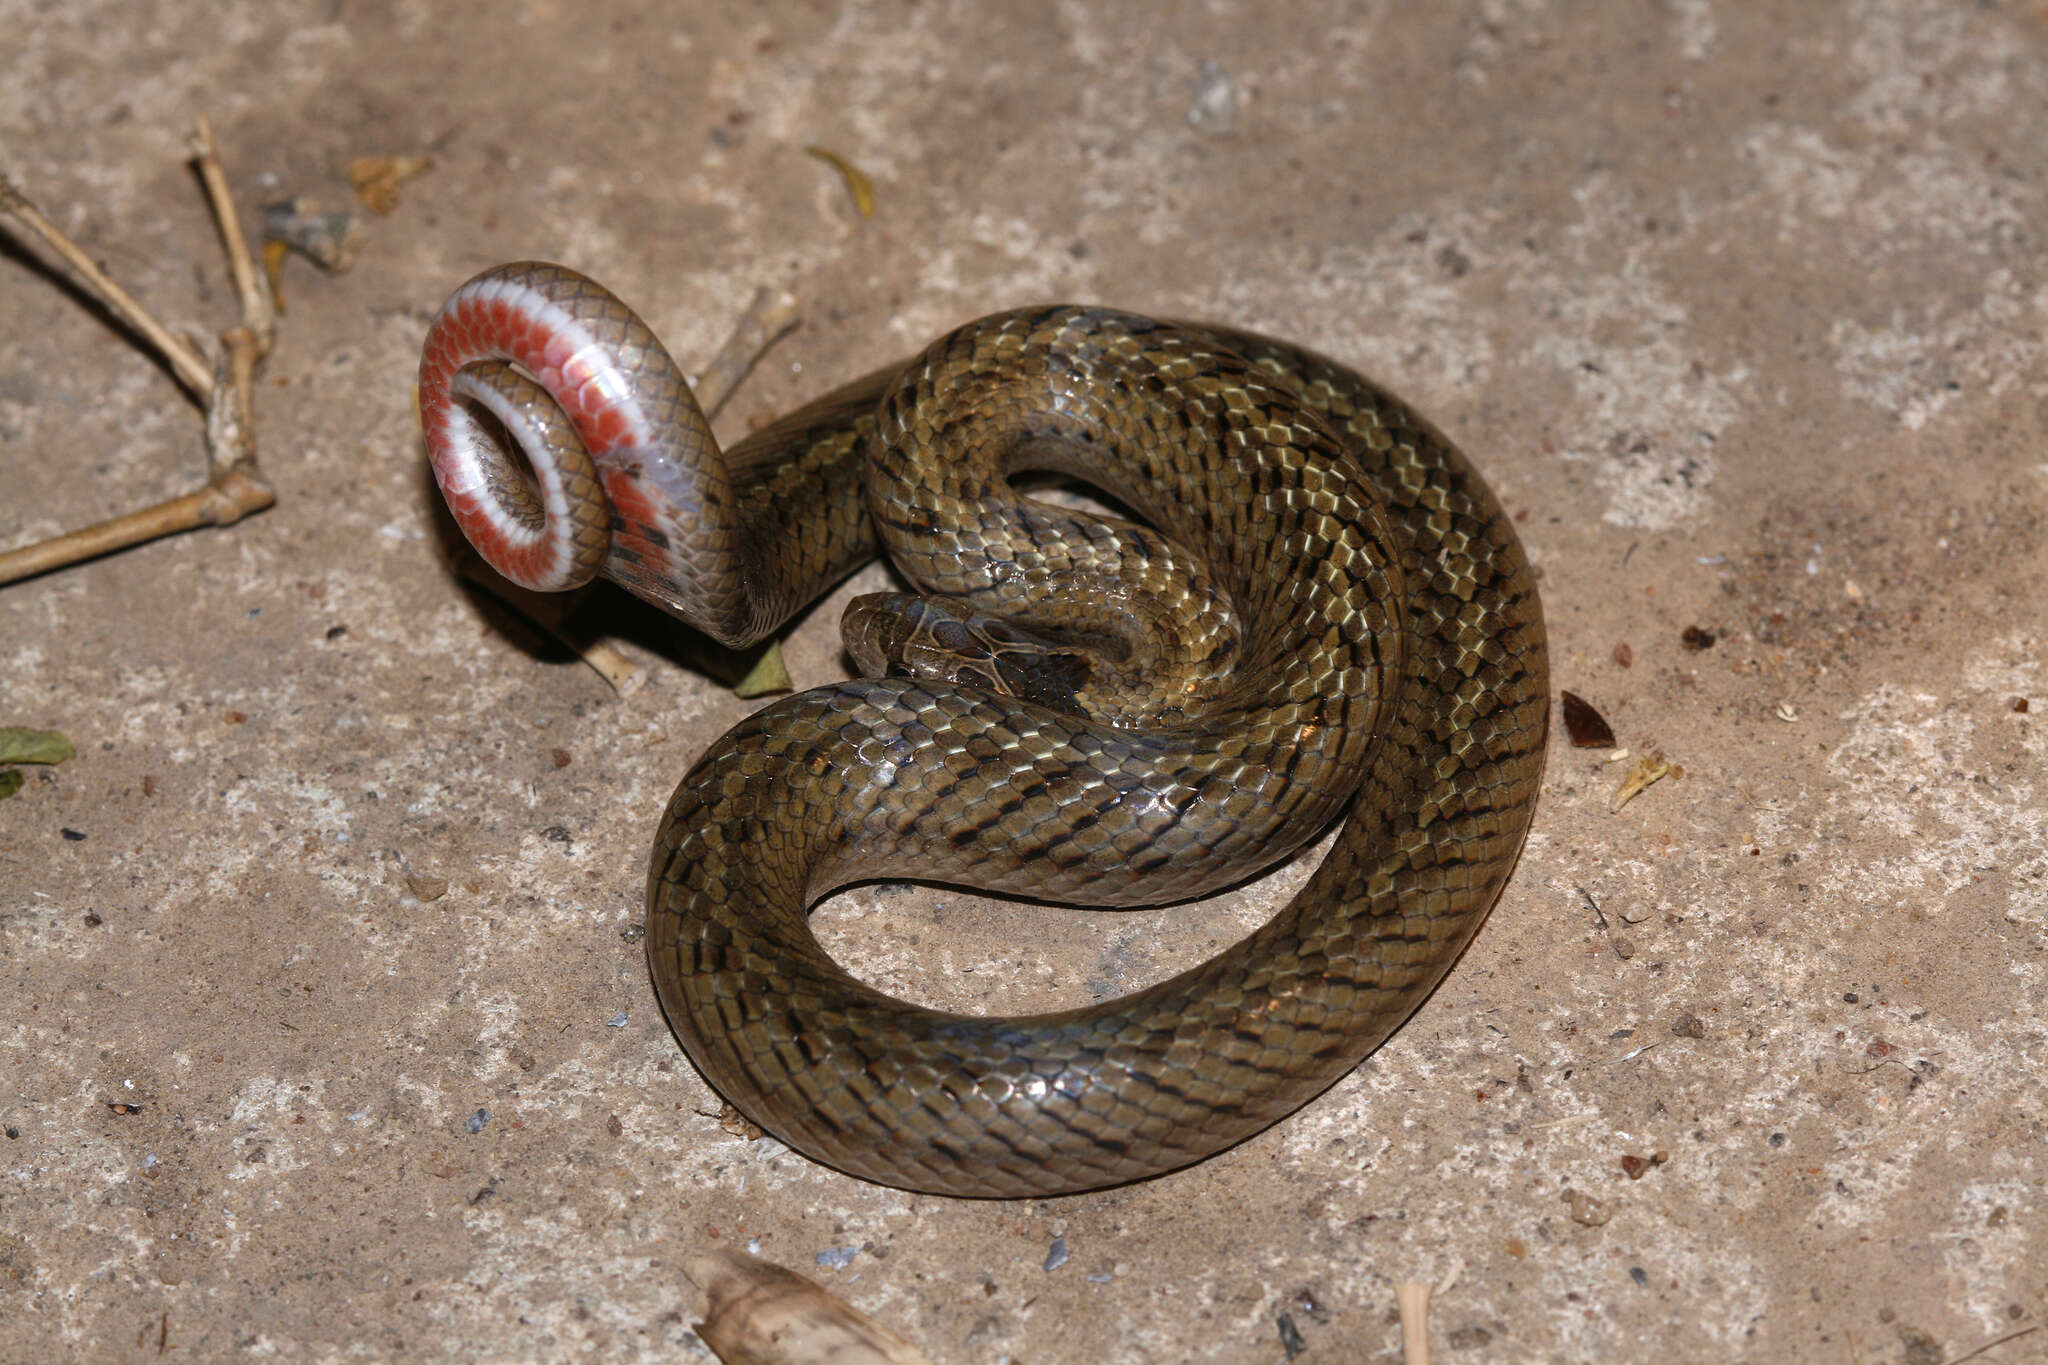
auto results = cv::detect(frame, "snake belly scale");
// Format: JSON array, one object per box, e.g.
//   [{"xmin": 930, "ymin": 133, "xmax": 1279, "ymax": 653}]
[{"xmin": 418, "ymin": 262, "xmax": 1548, "ymax": 1198}]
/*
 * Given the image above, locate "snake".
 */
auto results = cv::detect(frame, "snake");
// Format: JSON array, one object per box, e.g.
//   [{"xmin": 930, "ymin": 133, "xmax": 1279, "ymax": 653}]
[{"xmin": 418, "ymin": 262, "xmax": 1548, "ymax": 1198}]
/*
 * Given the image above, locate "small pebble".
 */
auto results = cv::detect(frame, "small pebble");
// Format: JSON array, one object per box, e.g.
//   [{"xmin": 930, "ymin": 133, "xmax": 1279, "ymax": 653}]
[
  {"xmin": 1187, "ymin": 60, "xmax": 1237, "ymax": 135},
  {"xmin": 1277, "ymin": 1311, "xmax": 1307, "ymax": 1358},
  {"xmin": 1043, "ymin": 1235, "xmax": 1069, "ymax": 1271},
  {"xmin": 1563, "ymin": 1190, "xmax": 1612, "ymax": 1226}
]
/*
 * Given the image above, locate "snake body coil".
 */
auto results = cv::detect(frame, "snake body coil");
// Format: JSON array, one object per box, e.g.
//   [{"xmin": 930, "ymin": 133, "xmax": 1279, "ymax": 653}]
[{"xmin": 419, "ymin": 263, "xmax": 1547, "ymax": 1198}]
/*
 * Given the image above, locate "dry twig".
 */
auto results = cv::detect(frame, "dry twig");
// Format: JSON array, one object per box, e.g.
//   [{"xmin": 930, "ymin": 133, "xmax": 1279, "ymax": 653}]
[
  {"xmin": 1945, "ymin": 1323, "xmax": 2040, "ymax": 1364},
  {"xmin": 1396, "ymin": 1281, "xmax": 1433, "ymax": 1365},
  {"xmin": 0, "ymin": 119, "xmax": 276, "ymax": 587}
]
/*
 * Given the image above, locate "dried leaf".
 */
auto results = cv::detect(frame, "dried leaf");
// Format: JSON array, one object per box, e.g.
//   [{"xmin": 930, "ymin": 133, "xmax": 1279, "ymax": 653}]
[
  {"xmin": 804, "ymin": 145, "xmax": 876, "ymax": 218},
  {"xmin": 0, "ymin": 727, "xmax": 74, "ymax": 765},
  {"xmin": 347, "ymin": 155, "xmax": 431, "ymax": 215},
  {"xmin": 688, "ymin": 1248, "xmax": 936, "ymax": 1365},
  {"xmin": 405, "ymin": 874, "xmax": 449, "ymax": 902},
  {"xmin": 262, "ymin": 237, "xmax": 292, "ymax": 311},
  {"xmin": 1559, "ymin": 691, "xmax": 1615, "ymax": 748},
  {"xmin": 733, "ymin": 641, "xmax": 793, "ymax": 698},
  {"xmin": 1610, "ymin": 749, "xmax": 1683, "ymax": 812}
]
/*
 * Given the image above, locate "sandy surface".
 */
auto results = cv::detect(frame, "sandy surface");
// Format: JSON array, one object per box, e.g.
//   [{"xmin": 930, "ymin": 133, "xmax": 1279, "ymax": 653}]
[{"xmin": 3, "ymin": 3, "xmax": 2045, "ymax": 1362}]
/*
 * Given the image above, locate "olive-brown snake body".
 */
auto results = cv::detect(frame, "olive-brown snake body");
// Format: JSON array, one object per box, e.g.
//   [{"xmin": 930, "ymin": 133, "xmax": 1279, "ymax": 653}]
[{"xmin": 420, "ymin": 263, "xmax": 1547, "ymax": 1197}]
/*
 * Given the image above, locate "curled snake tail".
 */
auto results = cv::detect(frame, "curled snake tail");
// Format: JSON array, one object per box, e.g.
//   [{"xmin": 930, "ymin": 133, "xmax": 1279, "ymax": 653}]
[{"xmin": 420, "ymin": 262, "xmax": 762, "ymax": 640}]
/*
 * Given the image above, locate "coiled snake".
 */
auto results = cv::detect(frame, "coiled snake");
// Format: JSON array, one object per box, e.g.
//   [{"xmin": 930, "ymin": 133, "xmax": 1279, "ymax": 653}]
[{"xmin": 418, "ymin": 263, "xmax": 1547, "ymax": 1198}]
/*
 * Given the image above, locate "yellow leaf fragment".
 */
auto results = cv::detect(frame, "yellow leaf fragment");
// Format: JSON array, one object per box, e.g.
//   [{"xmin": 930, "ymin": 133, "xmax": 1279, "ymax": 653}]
[
  {"xmin": 732, "ymin": 641, "xmax": 793, "ymax": 698},
  {"xmin": 804, "ymin": 145, "xmax": 876, "ymax": 219},
  {"xmin": 347, "ymin": 155, "xmax": 432, "ymax": 215},
  {"xmin": 1610, "ymin": 749, "xmax": 1683, "ymax": 813}
]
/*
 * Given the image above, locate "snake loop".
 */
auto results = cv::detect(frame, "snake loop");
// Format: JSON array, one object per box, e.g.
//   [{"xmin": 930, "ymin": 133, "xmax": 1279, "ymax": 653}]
[{"xmin": 419, "ymin": 262, "xmax": 1548, "ymax": 1197}]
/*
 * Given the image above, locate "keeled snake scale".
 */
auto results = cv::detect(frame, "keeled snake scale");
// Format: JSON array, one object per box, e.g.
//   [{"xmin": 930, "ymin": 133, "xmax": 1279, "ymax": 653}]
[{"xmin": 418, "ymin": 262, "xmax": 1547, "ymax": 1198}]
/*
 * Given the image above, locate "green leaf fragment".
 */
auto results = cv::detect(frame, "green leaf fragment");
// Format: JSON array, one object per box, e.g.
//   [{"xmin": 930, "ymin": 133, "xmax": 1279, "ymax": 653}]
[
  {"xmin": 731, "ymin": 642, "xmax": 793, "ymax": 699},
  {"xmin": 0, "ymin": 769, "xmax": 22, "ymax": 801},
  {"xmin": 0, "ymin": 727, "xmax": 74, "ymax": 765}
]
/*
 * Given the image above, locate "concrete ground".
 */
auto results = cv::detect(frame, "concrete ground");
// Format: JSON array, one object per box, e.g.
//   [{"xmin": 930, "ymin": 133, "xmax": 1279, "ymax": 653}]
[{"xmin": 3, "ymin": 2, "xmax": 2044, "ymax": 1361}]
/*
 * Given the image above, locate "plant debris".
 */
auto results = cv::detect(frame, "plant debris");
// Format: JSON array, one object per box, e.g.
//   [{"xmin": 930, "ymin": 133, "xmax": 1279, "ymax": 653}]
[
  {"xmin": 1611, "ymin": 750, "xmax": 1682, "ymax": 812},
  {"xmin": 404, "ymin": 874, "xmax": 449, "ymax": 902},
  {"xmin": 260, "ymin": 198, "xmax": 362, "ymax": 309},
  {"xmin": 0, "ymin": 727, "xmax": 72, "ymax": 765},
  {"xmin": 262, "ymin": 198, "xmax": 360, "ymax": 269},
  {"xmin": 733, "ymin": 642, "xmax": 794, "ymax": 698},
  {"xmin": 347, "ymin": 154, "xmax": 431, "ymax": 215},
  {"xmin": 0, "ymin": 121, "xmax": 276, "ymax": 587},
  {"xmin": 687, "ymin": 1247, "xmax": 936, "ymax": 1365},
  {"xmin": 0, "ymin": 726, "xmax": 73, "ymax": 801},
  {"xmin": 717, "ymin": 1103, "xmax": 765, "ymax": 1141},
  {"xmin": 804, "ymin": 144, "xmax": 876, "ymax": 218},
  {"xmin": 1560, "ymin": 690, "xmax": 1616, "ymax": 748}
]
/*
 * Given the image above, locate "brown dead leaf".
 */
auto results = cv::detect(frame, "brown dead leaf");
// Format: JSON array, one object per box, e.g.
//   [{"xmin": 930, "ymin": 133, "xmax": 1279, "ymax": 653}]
[
  {"xmin": 688, "ymin": 1248, "xmax": 935, "ymax": 1365},
  {"xmin": 1559, "ymin": 690, "xmax": 1615, "ymax": 748},
  {"xmin": 348, "ymin": 155, "xmax": 431, "ymax": 214}
]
